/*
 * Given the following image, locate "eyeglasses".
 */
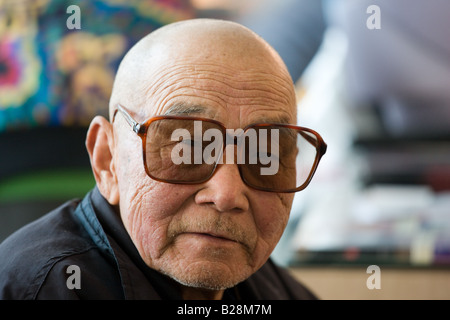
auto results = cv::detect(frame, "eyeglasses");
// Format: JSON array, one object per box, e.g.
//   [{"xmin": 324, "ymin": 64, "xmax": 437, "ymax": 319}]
[{"xmin": 112, "ymin": 104, "xmax": 327, "ymax": 193}]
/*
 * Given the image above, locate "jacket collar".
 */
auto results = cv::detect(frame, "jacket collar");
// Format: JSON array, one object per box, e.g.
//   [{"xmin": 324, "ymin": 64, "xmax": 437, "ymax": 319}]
[{"xmin": 74, "ymin": 187, "xmax": 181, "ymax": 299}]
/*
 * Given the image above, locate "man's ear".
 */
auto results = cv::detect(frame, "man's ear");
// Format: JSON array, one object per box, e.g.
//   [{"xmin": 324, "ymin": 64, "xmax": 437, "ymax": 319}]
[{"xmin": 86, "ymin": 116, "xmax": 120, "ymax": 205}]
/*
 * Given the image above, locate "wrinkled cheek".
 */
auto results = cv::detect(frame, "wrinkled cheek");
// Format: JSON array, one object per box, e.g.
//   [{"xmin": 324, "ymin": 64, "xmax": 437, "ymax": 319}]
[
  {"xmin": 268, "ymin": 214, "xmax": 289, "ymax": 245},
  {"xmin": 253, "ymin": 207, "xmax": 291, "ymax": 263},
  {"xmin": 121, "ymin": 196, "xmax": 173, "ymax": 266},
  {"xmin": 252, "ymin": 229, "xmax": 284, "ymax": 266},
  {"xmin": 129, "ymin": 217, "xmax": 174, "ymax": 267}
]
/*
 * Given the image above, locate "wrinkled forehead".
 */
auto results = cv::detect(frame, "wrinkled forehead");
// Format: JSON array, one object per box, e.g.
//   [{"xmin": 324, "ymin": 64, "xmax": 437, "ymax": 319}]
[{"xmin": 140, "ymin": 59, "xmax": 296, "ymax": 126}]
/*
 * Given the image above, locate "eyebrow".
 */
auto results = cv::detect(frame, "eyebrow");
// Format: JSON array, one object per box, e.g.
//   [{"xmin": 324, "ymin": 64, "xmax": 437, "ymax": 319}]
[
  {"xmin": 255, "ymin": 114, "xmax": 291, "ymax": 125},
  {"xmin": 163, "ymin": 103, "xmax": 209, "ymax": 116},
  {"xmin": 163, "ymin": 102, "xmax": 293, "ymax": 125}
]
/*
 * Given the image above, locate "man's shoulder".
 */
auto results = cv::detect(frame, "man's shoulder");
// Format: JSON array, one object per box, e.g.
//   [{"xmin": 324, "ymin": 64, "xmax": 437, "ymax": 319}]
[
  {"xmin": 0, "ymin": 199, "xmax": 93, "ymax": 256},
  {"xmin": 0, "ymin": 199, "xmax": 101, "ymax": 299}
]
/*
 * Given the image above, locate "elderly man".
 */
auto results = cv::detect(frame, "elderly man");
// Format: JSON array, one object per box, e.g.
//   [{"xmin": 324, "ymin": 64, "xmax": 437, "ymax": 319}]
[{"xmin": 0, "ymin": 19, "xmax": 326, "ymax": 300}]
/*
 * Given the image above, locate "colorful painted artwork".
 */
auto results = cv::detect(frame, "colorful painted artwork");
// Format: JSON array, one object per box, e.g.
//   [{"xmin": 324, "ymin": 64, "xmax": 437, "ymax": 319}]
[{"xmin": 0, "ymin": 0, "xmax": 194, "ymax": 131}]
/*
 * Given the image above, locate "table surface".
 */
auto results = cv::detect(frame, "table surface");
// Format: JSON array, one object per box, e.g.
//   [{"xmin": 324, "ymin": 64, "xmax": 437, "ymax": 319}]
[{"xmin": 289, "ymin": 266, "xmax": 450, "ymax": 300}]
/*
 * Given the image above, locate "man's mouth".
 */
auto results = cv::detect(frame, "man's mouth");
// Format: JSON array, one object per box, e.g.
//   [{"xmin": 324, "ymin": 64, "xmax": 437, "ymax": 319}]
[{"xmin": 183, "ymin": 232, "xmax": 238, "ymax": 244}]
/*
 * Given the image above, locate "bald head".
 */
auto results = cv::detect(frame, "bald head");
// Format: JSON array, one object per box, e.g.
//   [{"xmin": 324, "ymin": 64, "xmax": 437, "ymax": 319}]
[{"xmin": 109, "ymin": 18, "xmax": 295, "ymax": 120}]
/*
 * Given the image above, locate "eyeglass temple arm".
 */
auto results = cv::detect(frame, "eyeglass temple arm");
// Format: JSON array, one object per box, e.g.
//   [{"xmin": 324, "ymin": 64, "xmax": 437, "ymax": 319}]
[
  {"xmin": 299, "ymin": 131, "xmax": 327, "ymax": 156},
  {"xmin": 116, "ymin": 104, "xmax": 141, "ymax": 133}
]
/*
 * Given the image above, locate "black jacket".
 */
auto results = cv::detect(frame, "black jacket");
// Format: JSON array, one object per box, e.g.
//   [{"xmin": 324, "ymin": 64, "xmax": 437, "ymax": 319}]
[{"xmin": 0, "ymin": 187, "xmax": 317, "ymax": 300}]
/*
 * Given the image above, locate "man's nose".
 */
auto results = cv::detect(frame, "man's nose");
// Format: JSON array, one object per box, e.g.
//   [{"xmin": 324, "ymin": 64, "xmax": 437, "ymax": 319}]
[{"xmin": 195, "ymin": 161, "xmax": 250, "ymax": 213}]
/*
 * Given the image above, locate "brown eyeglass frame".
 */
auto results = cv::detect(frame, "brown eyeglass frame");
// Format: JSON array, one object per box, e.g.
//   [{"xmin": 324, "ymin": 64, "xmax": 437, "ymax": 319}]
[{"xmin": 112, "ymin": 103, "xmax": 327, "ymax": 193}]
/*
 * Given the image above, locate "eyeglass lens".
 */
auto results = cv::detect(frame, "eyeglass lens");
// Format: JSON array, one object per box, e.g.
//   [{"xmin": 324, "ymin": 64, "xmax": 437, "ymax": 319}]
[{"xmin": 143, "ymin": 119, "xmax": 320, "ymax": 192}]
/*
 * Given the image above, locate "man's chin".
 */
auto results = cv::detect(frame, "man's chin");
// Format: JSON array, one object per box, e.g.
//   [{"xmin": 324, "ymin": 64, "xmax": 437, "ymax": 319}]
[{"xmin": 160, "ymin": 260, "xmax": 252, "ymax": 291}]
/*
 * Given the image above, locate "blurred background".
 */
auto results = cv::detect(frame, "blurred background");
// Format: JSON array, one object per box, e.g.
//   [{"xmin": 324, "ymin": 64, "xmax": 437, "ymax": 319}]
[{"xmin": 1, "ymin": 0, "xmax": 449, "ymax": 299}]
